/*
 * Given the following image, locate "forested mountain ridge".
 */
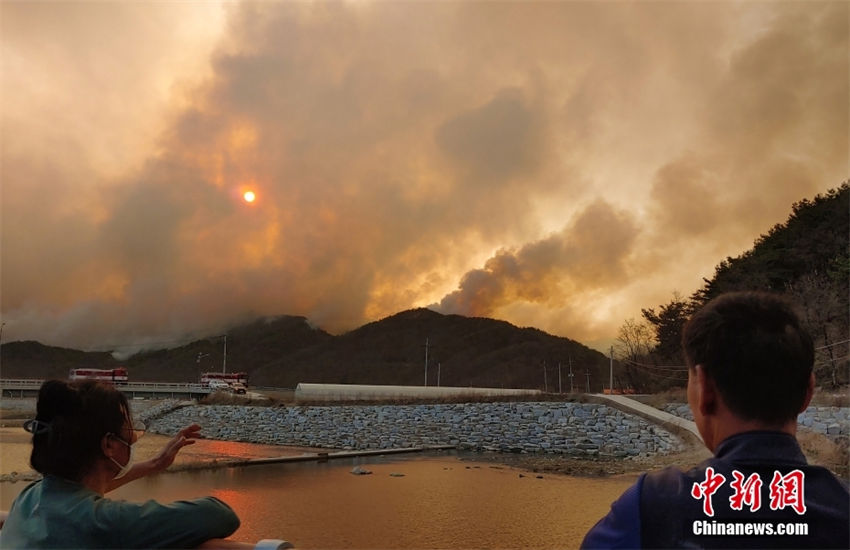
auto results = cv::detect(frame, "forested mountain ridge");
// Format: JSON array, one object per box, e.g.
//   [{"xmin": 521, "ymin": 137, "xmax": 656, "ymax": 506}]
[
  {"xmin": 695, "ymin": 184, "xmax": 849, "ymax": 303},
  {"xmin": 1, "ymin": 310, "xmax": 610, "ymax": 391},
  {"xmin": 624, "ymin": 183, "xmax": 849, "ymax": 390}
]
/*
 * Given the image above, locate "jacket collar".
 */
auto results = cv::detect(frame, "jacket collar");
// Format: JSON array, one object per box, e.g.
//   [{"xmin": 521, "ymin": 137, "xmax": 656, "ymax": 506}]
[{"xmin": 714, "ymin": 431, "xmax": 808, "ymax": 466}]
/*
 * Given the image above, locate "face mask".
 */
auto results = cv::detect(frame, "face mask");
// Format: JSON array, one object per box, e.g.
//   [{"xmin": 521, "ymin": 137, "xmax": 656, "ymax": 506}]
[{"xmin": 108, "ymin": 435, "xmax": 135, "ymax": 479}]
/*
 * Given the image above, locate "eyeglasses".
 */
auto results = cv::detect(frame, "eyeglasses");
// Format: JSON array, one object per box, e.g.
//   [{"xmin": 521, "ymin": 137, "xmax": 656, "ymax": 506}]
[
  {"xmin": 112, "ymin": 419, "xmax": 146, "ymax": 445},
  {"xmin": 129, "ymin": 419, "xmax": 146, "ymax": 442}
]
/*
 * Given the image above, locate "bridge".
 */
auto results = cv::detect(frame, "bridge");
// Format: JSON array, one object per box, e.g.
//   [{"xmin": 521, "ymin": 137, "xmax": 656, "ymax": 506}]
[{"xmin": 0, "ymin": 379, "xmax": 214, "ymax": 400}]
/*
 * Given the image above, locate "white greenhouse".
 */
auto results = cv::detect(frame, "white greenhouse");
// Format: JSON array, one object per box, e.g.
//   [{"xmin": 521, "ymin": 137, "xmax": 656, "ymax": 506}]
[{"xmin": 293, "ymin": 383, "xmax": 542, "ymax": 402}]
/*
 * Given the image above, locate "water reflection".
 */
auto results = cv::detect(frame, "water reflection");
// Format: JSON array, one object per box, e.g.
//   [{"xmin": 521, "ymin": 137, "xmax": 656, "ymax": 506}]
[
  {"xmin": 0, "ymin": 428, "xmax": 634, "ymax": 548},
  {"xmin": 116, "ymin": 456, "xmax": 633, "ymax": 549}
]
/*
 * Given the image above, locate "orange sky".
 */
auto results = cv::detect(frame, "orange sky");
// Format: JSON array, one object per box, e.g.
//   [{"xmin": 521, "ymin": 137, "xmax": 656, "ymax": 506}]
[{"xmin": 1, "ymin": 1, "xmax": 847, "ymax": 354}]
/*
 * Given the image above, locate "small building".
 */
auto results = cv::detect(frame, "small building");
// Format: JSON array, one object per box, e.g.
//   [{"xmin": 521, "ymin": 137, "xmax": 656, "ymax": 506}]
[{"xmin": 293, "ymin": 383, "xmax": 542, "ymax": 402}]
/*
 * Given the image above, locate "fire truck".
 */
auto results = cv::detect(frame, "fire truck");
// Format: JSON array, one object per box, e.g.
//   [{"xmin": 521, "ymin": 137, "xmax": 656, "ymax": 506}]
[{"xmin": 68, "ymin": 368, "xmax": 129, "ymax": 385}]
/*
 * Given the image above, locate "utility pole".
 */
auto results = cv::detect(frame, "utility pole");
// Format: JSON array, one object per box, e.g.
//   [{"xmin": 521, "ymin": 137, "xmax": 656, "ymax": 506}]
[
  {"xmin": 585, "ymin": 370, "xmax": 591, "ymax": 393},
  {"xmin": 424, "ymin": 337, "xmax": 429, "ymax": 387},
  {"xmin": 568, "ymin": 357, "xmax": 574, "ymax": 394},
  {"xmin": 609, "ymin": 345, "xmax": 614, "ymax": 393},
  {"xmin": 558, "ymin": 362, "xmax": 562, "ymax": 394},
  {"xmin": 222, "ymin": 335, "xmax": 228, "ymax": 374},
  {"xmin": 437, "ymin": 362, "xmax": 441, "ymax": 387},
  {"xmin": 543, "ymin": 360, "xmax": 548, "ymax": 393}
]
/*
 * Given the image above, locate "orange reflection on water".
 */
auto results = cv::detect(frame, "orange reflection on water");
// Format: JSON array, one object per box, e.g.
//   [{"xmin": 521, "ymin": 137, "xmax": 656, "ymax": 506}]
[
  {"xmin": 197, "ymin": 439, "xmax": 260, "ymax": 458},
  {"xmin": 210, "ymin": 487, "xmax": 250, "ymax": 511},
  {"xmin": 189, "ymin": 437, "xmax": 315, "ymax": 460}
]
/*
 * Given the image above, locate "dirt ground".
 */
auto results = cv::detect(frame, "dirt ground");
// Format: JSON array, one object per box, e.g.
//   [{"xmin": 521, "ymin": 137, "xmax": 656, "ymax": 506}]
[
  {"xmin": 479, "ymin": 427, "xmax": 848, "ymax": 481},
  {"xmin": 472, "ymin": 434, "xmax": 712, "ymax": 478}
]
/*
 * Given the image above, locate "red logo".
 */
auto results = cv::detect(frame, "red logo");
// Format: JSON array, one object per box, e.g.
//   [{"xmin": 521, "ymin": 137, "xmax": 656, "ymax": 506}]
[
  {"xmin": 729, "ymin": 471, "xmax": 763, "ymax": 512},
  {"xmin": 692, "ymin": 468, "xmax": 806, "ymax": 516},
  {"xmin": 769, "ymin": 470, "xmax": 807, "ymax": 515},
  {"xmin": 691, "ymin": 467, "xmax": 726, "ymax": 517}
]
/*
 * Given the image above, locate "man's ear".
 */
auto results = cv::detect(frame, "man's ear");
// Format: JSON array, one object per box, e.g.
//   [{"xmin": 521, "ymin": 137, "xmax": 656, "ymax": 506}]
[
  {"xmin": 695, "ymin": 365, "xmax": 717, "ymax": 416},
  {"xmin": 799, "ymin": 372, "xmax": 815, "ymax": 413}
]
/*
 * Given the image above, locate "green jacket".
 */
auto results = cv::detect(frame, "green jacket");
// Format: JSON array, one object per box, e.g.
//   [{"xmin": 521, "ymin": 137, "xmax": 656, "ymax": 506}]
[{"xmin": 0, "ymin": 476, "xmax": 239, "ymax": 549}]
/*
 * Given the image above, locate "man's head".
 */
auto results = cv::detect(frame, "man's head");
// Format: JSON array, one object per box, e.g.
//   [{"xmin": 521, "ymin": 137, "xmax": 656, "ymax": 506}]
[{"xmin": 682, "ymin": 292, "xmax": 814, "ymax": 443}]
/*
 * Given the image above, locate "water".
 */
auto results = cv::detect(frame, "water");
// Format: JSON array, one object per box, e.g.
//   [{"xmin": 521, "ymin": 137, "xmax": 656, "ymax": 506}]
[{"xmin": 0, "ymin": 429, "xmax": 635, "ymax": 548}]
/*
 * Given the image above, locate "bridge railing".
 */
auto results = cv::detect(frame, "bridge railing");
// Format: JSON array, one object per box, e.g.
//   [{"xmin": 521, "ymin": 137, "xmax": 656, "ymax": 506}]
[{"xmin": 1, "ymin": 379, "xmax": 212, "ymax": 394}]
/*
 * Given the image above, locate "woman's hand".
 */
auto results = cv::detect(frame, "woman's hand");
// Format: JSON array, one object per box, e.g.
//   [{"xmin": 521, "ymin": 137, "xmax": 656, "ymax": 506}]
[
  {"xmin": 106, "ymin": 424, "xmax": 202, "ymax": 492},
  {"xmin": 149, "ymin": 423, "xmax": 202, "ymax": 473}
]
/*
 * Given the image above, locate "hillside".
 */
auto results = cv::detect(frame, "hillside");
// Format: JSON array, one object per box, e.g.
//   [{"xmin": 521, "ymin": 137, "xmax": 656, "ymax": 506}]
[
  {"xmin": 694, "ymin": 183, "xmax": 849, "ymax": 304},
  {"xmin": 122, "ymin": 315, "xmax": 334, "ymax": 384},
  {"xmin": 1, "ymin": 311, "xmax": 610, "ymax": 391},
  {"xmin": 695, "ymin": 183, "xmax": 849, "ymax": 388},
  {"xmin": 630, "ymin": 182, "xmax": 849, "ymax": 389},
  {"xmin": 0, "ymin": 341, "xmax": 118, "ymax": 380}
]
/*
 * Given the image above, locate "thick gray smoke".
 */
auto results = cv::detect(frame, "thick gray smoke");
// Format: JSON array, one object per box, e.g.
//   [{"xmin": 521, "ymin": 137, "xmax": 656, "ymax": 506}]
[{"xmin": 1, "ymin": 2, "xmax": 846, "ymax": 349}]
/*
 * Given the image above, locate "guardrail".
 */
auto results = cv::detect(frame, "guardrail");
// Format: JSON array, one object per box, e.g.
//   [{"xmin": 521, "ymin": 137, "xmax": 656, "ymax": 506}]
[{"xmin": 0, "ymin": 379, "xmax": 213, "ymax": 397}]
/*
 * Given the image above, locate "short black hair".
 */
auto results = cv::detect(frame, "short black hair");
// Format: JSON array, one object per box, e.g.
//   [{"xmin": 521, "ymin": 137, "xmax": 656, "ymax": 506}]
[
  {"xmin": 682, "ymin": 291, "xmax": 814, "ymax": 425},
  {"xmin": 30, "ymin": 380, "xmax": 129, "ymax": 481}
]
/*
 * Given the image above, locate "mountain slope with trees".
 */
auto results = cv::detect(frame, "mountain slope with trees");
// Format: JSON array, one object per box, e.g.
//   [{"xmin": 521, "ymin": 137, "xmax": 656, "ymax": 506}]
[
  {"xmin": 619, "ymin": 182, "xmax": 849, "ymax": 390},
  {"xmin": 2, "ymin": 310, "xmax": 610, "ymax": 392}
]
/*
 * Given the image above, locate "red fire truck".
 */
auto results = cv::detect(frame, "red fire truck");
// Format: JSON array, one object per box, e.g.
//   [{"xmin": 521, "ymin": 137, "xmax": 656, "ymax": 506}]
[{"xmin": 69, "ymin": 368, "xmax": 129, "ymax": 385}]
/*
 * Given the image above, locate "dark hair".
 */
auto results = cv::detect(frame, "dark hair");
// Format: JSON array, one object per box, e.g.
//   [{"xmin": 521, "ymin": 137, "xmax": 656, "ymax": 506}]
[
  {"xmin": 30, "ymin": 380, "xmax": 129, "ymax": 481},
  {"xmin": 682, "ymin": 291, "xmax": 814, "ymax": 425}
]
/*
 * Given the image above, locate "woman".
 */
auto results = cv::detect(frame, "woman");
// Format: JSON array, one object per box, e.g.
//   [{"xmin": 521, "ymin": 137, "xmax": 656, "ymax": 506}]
[{"xmin": 0, "ymin": 379, "xmax": 251, "ymax": 549}]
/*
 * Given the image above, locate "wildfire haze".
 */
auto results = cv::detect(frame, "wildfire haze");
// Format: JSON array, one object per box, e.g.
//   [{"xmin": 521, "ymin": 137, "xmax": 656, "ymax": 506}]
[{"xmin": 1, "ymin": 2, "xmax": 846, "ymax": 352}]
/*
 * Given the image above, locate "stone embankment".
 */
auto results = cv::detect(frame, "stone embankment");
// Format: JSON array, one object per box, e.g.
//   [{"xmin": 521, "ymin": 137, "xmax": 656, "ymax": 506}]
[
  {"xmin": 662, "ymin": 403, "xmax": 850, "ymax": 439},
  {"xmin": 147, "ymin": 401, "xmax": 682, "ymax": 458}
]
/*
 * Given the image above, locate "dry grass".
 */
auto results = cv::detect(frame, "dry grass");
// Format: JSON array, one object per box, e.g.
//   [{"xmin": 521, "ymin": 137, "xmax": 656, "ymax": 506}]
[
  {"xmin": 199, "ymin": 392, "xmax": 281, "ymax": 407},
  {"xmin": 254, "ymin": 389, "xmax": 296, "ymax": 402},
  {"xmin": 810, "ymin": 389, "xmax": 850, "ymax": 408},
  {"xmin": 638, "ymin": 387, "xmax": 688, "ymax": 408},
  {"xmin": 0, "ymin": 410, "xmax": 31, "ymax": 421},
  {"xmin": 797, "ymin": 429, "xmax": 849, "ymax": 480}
]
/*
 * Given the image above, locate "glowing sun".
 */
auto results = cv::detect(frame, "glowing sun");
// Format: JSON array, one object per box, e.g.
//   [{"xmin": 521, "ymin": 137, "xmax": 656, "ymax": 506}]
[{"xmin": 243, "ymin": 190, "xmax": 256, "ymax": 203}]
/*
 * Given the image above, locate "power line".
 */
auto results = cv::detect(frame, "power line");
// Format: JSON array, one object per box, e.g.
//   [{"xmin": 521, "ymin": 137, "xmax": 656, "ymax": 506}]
[
  {"xmin": 623, "ymin": 367, "xmax": 688, "ymax": 382},
  {"xmin": 621, "ymin": 358, "xmax": 688, "ymax": 371},
  {"xmin": 617, "ymin": 359, "xmax": 689, "ymax": 382},
  {"xmin": 815, "ymin": 353, "xmax": 850, "ymax": 364},
  {"xmin": 815, "ymin": 339, "xmax": 850, "ymax": 351}
]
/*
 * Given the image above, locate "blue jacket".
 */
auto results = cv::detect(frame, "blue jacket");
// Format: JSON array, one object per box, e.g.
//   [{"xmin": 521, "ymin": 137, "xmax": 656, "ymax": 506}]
[{"xmin": 582, "ymin": 431, "xmax": 849, "ymax": 549}]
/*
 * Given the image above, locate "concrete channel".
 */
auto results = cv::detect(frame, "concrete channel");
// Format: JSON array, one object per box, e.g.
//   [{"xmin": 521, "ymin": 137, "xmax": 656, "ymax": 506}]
[
  {"xmin": 209, "ymin": 445, "xmax": 457, "ymax": 469},
  {"xmin": 592, "ymin": 393, "xmax": 703, "ymax": 443}
]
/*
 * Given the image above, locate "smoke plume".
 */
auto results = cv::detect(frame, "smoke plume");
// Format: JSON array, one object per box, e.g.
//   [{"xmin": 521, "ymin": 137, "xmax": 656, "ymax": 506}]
[{"xmin": 1, "ymin": 1, "xmax": 846, "ymax": 350}]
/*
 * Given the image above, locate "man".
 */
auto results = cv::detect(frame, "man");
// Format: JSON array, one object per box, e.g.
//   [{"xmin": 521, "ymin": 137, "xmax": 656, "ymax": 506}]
[{"xmin": 582, "ymin": 291, "xmax": 849, "ymax": 548}]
